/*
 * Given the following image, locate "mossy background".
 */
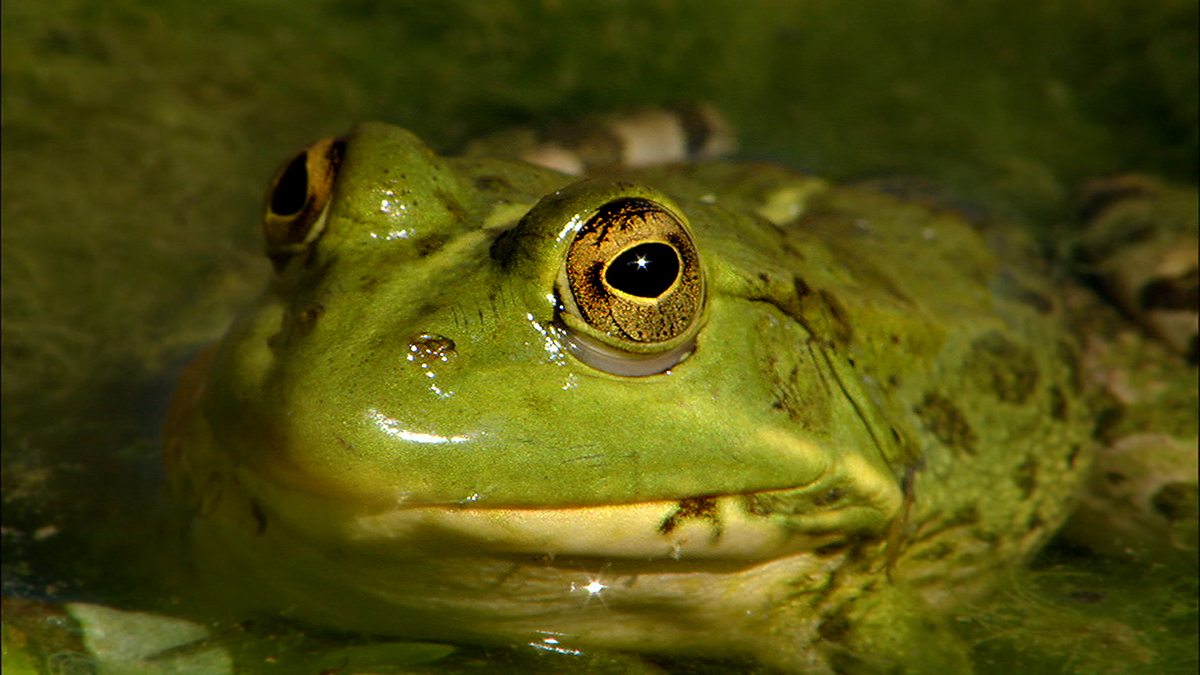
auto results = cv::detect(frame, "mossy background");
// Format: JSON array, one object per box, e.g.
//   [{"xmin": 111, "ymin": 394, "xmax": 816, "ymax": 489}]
[{"xmin": 2, "ymin": 0, "xmax": 1196, "ymax": 672}]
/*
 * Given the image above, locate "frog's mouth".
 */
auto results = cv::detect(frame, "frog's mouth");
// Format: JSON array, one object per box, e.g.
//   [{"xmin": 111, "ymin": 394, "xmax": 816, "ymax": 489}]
[
  {"xmin": 364, "ymin": 491, "xmax": 887, "ymax": 562},
  {"xmin": 236, "ymin": 462, "xmax": 899, "ymax": 564}
]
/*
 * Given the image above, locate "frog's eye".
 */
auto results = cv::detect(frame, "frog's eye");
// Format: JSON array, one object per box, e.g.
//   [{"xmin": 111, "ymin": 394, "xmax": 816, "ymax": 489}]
[
  {"xmin": 557, "ymin": 197, "xmax": 704, "ymax": 376},
  {"xmin": 262, "ymin": 137, "xmax": 345, "ymax": 270}
]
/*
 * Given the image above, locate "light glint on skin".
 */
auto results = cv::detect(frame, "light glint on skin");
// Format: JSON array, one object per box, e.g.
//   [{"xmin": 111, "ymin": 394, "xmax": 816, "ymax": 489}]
[
  {"xmin": 368, "ymin": 409, "xmax": 471, "ymax": 444},
  {"xmin": 556, "ymin": 214, "xmax": 585, "ymax": 242},
  {"xmin": 379, "ymin": 190, "xmax": 410, "ymax": 217},
  {"xmin": 570, "ymin": 575, "xmax": 610, "ymax": 606},
  {"xmin": 405, "ymin": 344, "xmax": 454, "ymax": 398},
  {"xmin": 368, "ymin": 227, "xmax": 413, "ymax": 240},
  {"xmin": 529, "ymin": 632, "xmax": 582, "ymax": 656},
  {"xmin": 526, "ymin": 313, "xmax": 568, "ymax": 363}
]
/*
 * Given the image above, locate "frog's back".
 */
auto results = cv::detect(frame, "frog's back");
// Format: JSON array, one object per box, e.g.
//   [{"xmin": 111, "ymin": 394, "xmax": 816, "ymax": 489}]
[
  {"xmin": 791, "ymin": 185, "xmax": 1093, "ymax": 589},
  {"xmin": 643, "ymin": 164, "xmax": 1097, "ymax": 591}
]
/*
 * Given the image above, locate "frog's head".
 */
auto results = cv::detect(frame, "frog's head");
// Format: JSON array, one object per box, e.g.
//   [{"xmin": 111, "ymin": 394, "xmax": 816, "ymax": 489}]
[{"xmin": 182, "ymin": 122, "xmax": 906, "ymax": 640}]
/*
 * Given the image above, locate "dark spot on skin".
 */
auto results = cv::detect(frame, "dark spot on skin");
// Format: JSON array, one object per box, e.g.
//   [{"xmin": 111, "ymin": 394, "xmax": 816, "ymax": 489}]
[
  {"xmin": 415, "ymin": 234, "xmax": 448, "ymax": 258},
  {"xmin": 434, "ymin": 188, "xmax": 467, "ymax": 223},
  {"xmin": 296, "ymin": 303, "xmax": 324, "ymax": 336},
  {"xmin": 1013, "ymin": 457, "xmax": 1039, "ymax": 499},
  {"xmin": 813, "ymin": 488, "xmax": 845, "ymax": 506},
  {"xmin": 741, "ymin": 494, "xmax": 769, "ymax": 517},
  {"xmin": 793, "ymin": 275, "xmax": 812, "ymax": 299},
  {"xmin": 818, "ymin": 289, "xmax": 853, "ymax": 346},
  {"xmin": 966, "ymin": 331, "xmax": 1039, "ymax": 404},
  {"xmin": 913, "ymin": 392, "xmax": 978, "ymax": 455},
  {"xmin": 767, "ymin": 351, "xmax": 831, "ymax": 432},
  {"xmin": 884, "ymin": 463, "xmax": 919, "ymax": 576},
  {"xmin": 1048, "ymin": 386, "xmax": 1068, "ymax": 421},
  {"xmin": 359, "ymin": 275, "xmax": 381, "ymax": 293},
  {"xmin": 949, "ymin": 504, "xmax": 980, "ymax": 526},
  {"xmin": 814, "ymin": 542, "xmax": 849, "ymax": 557},
  {"xmin": 489, "ymin": 228, "xmax": 514, "ymax": 263},
  {"xmin": 474, "ymin": 175, "xmax": 513, "ymax": 192},
  {"xmin": 1151, "ymin": 482, "xmax": 1198, "ymax": 522},
  {"xmin": 659, "ymin": 496, "xmax": 721, "ymax": 536},
  {"xmin": 818, "ymin": 610, "xmax": 851, "ymax": 642},
  {"xmin": 743, "ymin": 487, "xmax": 848, "ymax": 518},
  {"xmin": 406, "ymin": 333, "xmax": 457, "ymax": 365},
  {"xmin": 250, "ymin": 500, "xmax": 267, "ymax": 535},
  {"xmin": 268, "ymin": 301, "xmax": 325, "ymax": 348}
]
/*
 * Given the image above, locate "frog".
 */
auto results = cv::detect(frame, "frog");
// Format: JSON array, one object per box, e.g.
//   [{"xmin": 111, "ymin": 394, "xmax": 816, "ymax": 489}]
[{"xmin": 163, "ymin": 107, "xmax": 1198, "ymax": 673}]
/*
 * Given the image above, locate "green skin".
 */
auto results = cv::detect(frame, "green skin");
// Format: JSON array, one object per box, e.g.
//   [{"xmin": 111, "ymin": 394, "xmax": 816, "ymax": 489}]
[{"xmin": 169, "ymin": 122, "xmax": 1109, "ymax": 672}]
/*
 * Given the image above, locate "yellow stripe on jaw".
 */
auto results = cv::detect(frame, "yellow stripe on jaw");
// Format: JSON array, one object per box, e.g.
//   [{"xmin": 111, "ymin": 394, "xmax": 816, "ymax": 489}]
[
  {"xmin": 228, "ymin": 455, "xmax": 892, "ymax": 566},
  {"xmin": 344, "ymin": 493, "xmax": 856, "ymax": 562}
]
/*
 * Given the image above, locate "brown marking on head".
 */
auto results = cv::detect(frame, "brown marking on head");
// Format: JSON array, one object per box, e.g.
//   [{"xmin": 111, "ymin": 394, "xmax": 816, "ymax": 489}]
[
  {"xmin": 658, "ymin": 496, "xmax": 721, "ymax": 537},
  {"xmin": 913, "ymin": 392, "xmax": 978, "ymax": 455}
]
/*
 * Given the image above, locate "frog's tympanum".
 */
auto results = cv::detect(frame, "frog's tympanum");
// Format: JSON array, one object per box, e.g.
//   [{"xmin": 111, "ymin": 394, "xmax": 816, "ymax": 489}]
[{"xmin": 165, "ymin": 113, "xmax": 1197, "ymax": 673}]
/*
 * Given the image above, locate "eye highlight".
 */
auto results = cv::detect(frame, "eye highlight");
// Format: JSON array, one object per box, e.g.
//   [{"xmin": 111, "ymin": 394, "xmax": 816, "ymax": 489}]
[
  {"xmin": 557, "ymin": 196, "xmax": 705, "ymax": 374},
  {"xmin": 605, "ymin": 242, "xmax": 681, "ymax": 298}
]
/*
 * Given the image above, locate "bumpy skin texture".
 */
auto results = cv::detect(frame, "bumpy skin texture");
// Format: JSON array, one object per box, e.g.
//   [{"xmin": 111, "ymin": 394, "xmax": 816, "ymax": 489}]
[{"xmin": 164, "ymin": 122, "xmax": 1189, "ymax": 672}]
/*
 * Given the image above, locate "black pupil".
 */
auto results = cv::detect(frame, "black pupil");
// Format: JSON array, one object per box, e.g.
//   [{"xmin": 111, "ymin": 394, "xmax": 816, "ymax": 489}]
[
  {"xmin": 270, "ymin": 152, "xmax": 309, "ymax": 216},
  {"xmin": 605, "ymin": 242, "xmax": 680, "ymax": 298}
]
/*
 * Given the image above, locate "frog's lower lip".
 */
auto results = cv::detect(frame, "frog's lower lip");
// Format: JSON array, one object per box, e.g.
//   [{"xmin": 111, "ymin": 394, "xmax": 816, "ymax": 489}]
[{"xmin": 316, "ymin": 486, "xmax": 886, "ymax": 562}]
